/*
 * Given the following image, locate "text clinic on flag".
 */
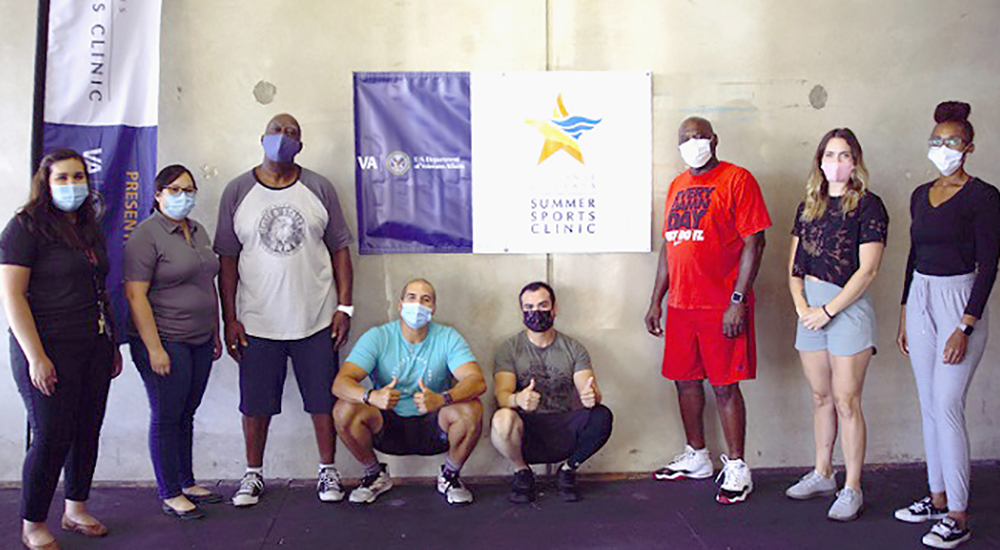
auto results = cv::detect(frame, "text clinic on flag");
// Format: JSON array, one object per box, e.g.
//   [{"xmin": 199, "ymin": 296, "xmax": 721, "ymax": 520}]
[{"xmin": 35, "ymin": 0, "xmax": 161, "ymax": 334}]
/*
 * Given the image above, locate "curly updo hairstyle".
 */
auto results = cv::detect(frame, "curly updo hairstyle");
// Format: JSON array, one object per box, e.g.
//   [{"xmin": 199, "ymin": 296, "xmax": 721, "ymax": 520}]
[{"xmin": 934, "ymin": 101, "xmax": 974, "ymax": 143}]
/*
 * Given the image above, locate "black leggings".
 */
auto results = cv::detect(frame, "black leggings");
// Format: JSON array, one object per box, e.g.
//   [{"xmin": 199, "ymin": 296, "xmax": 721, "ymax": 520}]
[
  {"xmin": 10, "ymin": 333, "xmax": 113, "ymax": 522},
  {"xmin": 566, "ymin": 405, "xmax": 613, "ymax": 468},
  {"xmin": 522, "ymin": 405, "xmax": 614, "ymax": 466}
]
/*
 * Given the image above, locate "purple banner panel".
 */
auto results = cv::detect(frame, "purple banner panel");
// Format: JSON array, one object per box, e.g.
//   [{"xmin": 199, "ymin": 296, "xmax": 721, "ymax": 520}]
[{"xmin": 354, "ymin": 72, "xmax": 473, "ymax": 254}]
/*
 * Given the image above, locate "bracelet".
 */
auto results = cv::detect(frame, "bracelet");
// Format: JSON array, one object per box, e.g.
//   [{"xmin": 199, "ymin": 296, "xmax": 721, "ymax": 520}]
[
  {"xmin": 821, "ymin": 305, "xmax": 834, "ymax": 319},
  {"xmin": 362, "ymin": 388, "xmax": 372, "ymax": 405}
]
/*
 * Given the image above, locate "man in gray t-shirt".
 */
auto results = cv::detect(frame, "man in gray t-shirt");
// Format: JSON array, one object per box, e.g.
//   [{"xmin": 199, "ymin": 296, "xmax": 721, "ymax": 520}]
[
  {"xmin": 214, "ymin": 113, "xmax": 354, "ymax": 507},
  {"xmin": 491, "ymin": 281, "xmax": 613, "ymax": 503}
]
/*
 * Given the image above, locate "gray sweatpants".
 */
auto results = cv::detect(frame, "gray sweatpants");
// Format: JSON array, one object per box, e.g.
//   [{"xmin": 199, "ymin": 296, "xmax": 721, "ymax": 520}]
[{"xmin": 905, "ymin": 271, "xmax": 988, "ymax": 512}]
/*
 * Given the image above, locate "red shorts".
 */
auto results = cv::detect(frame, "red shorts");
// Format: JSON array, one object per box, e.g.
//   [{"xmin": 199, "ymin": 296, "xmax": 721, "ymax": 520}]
[{"xmin": 661, "ymin": 306, "xmax": 757, "ymax": 386}]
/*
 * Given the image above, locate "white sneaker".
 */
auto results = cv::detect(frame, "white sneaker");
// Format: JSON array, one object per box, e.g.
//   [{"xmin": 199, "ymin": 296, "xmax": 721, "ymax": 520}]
[
  {"xmin": 827, "ymin": 487, "xmax": 863, "ymax": 521},
  {"xmin": 232, "ymin": 472, "xmax": 264, "ymax": 507},
  {"xmin": 715, "ymin": 455, "xmax": 752, "ymax": 504},
  {"xmin": 317, "ymin": 466, "xmax": 345, "ymax": 502},
  {"xmin": 922, "ymin": 517, "xmax": 971, "ymax": 549},
  {"xmin": 785, "ymin": 470, "xmax": 837, "ymax": 500},
  {"xmin": 437, "ymin": 466, "xmax": 473, "ymax": 506},
  {"xmin": 654, "ymin": 445, "xmax": 713, "ymax": 480},
  {"xmin": 349, "ymin": 463, "xmax": 393, "ymax": 504}
]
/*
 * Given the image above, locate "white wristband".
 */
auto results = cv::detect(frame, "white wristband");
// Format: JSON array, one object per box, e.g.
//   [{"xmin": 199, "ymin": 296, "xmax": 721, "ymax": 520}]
[{"xmin": 337, "ymin": 304, "xmax": 355, "ymax": 317}]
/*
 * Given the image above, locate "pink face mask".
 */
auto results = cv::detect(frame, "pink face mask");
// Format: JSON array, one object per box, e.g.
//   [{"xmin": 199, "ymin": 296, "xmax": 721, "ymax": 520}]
[{"xmin": 821, "ymin": 161, "xmax": 853, "ymax": 184}]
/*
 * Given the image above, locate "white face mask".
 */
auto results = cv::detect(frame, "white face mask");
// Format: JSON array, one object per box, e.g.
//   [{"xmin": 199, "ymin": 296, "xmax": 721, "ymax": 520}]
[
  {"xmin": 678, "ymin": 138, "xmax": 713, "ymax": 169},
  {"xmin": 927, "ymin": 145, "xmax": 965, "ymax": 177}
]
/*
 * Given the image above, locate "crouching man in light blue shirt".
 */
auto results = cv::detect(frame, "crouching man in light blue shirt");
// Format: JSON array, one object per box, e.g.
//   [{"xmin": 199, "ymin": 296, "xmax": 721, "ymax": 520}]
[{"xmin": 333, "ymin": 278, "xmax": 486, "ymax": 506}]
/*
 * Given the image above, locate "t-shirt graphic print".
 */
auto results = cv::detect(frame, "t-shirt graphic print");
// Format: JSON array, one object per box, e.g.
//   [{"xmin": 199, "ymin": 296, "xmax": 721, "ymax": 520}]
[
  {"xmin": 258, "ymin": 204, "xmax": 307, "ymax": 256},
  {"xmin": 665, "ymin": 186, "xmax": 714, "ymax": 245}
]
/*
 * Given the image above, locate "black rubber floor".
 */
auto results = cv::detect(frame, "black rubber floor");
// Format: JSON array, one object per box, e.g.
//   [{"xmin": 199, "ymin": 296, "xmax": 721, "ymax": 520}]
[{"xmin": 3, "ymin": 463, "xmax": 999, "ymax": 549}]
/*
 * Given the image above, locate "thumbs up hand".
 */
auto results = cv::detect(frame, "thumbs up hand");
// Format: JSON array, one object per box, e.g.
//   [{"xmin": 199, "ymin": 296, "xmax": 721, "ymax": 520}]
[
  {"xmin": 580, "ymin": 376, "xmax": 598, "ymax": 408},
  {"xmin": 414, "ymin": 377, "xmax": 445, "ymax": 414},
  {"xmin": 515, "ymin": 378, "xmax": 541, "ymax": 412},
  {"xmin": 371, "ymin": 376, "xmax": 401, "ymax": 410}
]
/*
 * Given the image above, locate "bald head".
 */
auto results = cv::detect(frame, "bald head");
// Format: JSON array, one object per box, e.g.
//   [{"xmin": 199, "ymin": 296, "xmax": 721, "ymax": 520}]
[
  {"xmin": 677, "ymin": 117, "xmax": 714, "ymax": 145},
  {"xmin": 265, "ymin": 113, "xmax": 301, "ymax": 139}
]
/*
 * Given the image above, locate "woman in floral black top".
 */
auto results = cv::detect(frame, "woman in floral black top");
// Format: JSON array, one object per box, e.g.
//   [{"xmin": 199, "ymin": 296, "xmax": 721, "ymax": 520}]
[{"xmin": 785, "ymin": 128, "xmax": 889, "ymax": 522}]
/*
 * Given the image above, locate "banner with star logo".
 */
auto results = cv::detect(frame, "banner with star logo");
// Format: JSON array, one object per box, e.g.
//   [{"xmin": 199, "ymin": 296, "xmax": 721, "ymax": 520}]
[
  {"xmin": 471, "ymin": 71, "xmax": 651, "ymax": 253},
  {"xmin": 354, "ymin": 71, "xmax": 651, "ymax": 254}
]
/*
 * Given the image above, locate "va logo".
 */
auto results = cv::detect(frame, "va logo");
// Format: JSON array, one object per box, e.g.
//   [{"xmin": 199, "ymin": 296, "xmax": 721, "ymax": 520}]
[
  {"xmin": 82, "ymin": 148, "xmax": 103, "ymax": 174},
  {"xmin": 386, "ymin": 151, "xmax": 411, "ymax": 176},
  {"xmin": 357, "ymin": 155, "xmax": 378, "ymax": 170}
]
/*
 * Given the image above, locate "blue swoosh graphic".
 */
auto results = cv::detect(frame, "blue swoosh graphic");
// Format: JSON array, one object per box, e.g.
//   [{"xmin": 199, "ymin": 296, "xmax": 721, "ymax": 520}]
[{"xmin": 552, "ymin": 116, "xmax": 603, "ymax": 139}]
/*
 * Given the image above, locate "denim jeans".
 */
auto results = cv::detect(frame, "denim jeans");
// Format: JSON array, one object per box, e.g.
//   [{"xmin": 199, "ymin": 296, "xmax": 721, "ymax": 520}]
[{"xmin": 130, "ymin": 337, "xmax": 213, "ymax": 500}]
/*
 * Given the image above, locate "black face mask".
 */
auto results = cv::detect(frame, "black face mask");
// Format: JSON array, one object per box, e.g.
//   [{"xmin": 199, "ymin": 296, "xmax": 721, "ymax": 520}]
[{"xmin": 523, "ymin": 310, "xmax": 554, "ymax": 332}]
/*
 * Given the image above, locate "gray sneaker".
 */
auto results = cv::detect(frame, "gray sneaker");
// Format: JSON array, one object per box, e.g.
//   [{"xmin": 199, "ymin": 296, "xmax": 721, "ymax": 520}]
[
  {"xmin": 349, "ymin": 463, "xmax": 393, "ymax": 504},
  {"xmin": 827, "ymin": 487, "xmax": 863, "ymax": 521},
  {"xmin": 785, "ymin": 470, "xmax": 837, "ymax": 500}
]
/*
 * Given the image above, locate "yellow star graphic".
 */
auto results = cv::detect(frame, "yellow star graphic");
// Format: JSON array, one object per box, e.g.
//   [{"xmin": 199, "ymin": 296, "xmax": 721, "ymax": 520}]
[{"xmin": 526, "ymin": 94, "xmax": 586, "ymax": 164}]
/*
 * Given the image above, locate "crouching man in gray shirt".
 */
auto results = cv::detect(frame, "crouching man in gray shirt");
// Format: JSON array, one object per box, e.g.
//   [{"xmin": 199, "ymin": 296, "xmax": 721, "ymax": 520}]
[{"xmin": 491, "ymin": 281, "xmax": 613, "ymax": 503}]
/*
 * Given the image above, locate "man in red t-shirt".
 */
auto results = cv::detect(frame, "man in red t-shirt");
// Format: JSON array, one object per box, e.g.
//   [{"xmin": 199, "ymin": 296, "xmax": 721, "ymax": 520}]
[{"xmin": 645, "ymin": 117, "xmax": 771, "ymax": 505}]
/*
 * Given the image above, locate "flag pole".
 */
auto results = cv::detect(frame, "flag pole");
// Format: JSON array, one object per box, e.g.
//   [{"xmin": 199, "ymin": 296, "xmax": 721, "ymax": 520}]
[{"xmin": 31, "ymin": 0, "xmax": 50, "ymax": 173}]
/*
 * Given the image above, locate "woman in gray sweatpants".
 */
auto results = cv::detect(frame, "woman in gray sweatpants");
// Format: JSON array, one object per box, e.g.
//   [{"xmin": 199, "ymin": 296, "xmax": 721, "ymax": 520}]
[{"xmin": 895, "ymin": 101, "xmax": 1000, "ymax": 550}]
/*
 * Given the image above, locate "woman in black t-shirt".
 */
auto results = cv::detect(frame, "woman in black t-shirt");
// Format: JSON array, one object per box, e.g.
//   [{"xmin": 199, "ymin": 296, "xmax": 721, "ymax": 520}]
[
  {"xmin": 893, "ymin": 102, "xmax": 1000, "ymax": 549},
  {"xmin": 0, "ymin": 149, "xmax": 123, "ymax": 549},
  {"xmin": 786, "ymin": 129, "xmax": 888, "ymax": 522}
]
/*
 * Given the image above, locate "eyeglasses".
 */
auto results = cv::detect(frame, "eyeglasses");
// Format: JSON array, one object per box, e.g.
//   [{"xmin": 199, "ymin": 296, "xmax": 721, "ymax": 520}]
[
  {"xmin": 162, "ymin": 186, "xmax": 197, "ymax": 196},
  {"xmin": 928, "ymin": 137, "xmax": 966, "ymax": 148}
]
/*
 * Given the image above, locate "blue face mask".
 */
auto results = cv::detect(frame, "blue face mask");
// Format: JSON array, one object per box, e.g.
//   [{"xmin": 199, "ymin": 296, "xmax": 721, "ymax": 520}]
[
  {"xmin": 161, "ymin": 191, "xmax": 196, "ymax": 220},
  {"xmin": 262, "ymin": 133, "xmax": 302, "ymax": 163},
  {"xmin": 51, "ymin": 183, "xmax": 89, "ymax": 212},
  {"xmin": 400, "ymin": 302, "xmax": 433, "ymax": 329}
]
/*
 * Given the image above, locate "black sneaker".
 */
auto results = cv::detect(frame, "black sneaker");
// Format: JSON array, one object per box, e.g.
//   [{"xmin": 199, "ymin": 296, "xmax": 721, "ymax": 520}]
[
  {"xmin": 508, "ymin": 468, "xmax": 535, "ymax": 504},
  {"xmin": 922, "ymin": 517, "xmax": 971, "ymax": 549},
  {"xmin": 557, "ymin": 467, "xmax": 580, "ymax": 502},
  {"xmin": 894, "ymin": 496, "xmax": 948, "ymax": 523}
]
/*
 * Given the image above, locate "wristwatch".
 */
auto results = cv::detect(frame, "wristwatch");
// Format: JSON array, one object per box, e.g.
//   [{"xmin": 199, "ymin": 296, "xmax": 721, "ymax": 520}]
[
  {"xmin": 731, "ymin": 291, "xmax": 746, "ymax": 304},
  {"xmin": 958, "ymin": 323, "xmax": 974, "ymax": 336},
  {"xmin": 337, "ymin": 304, "xmax": 355, "ymax": 317},
  {"xmin": 362, "ymin": 388, "xmax": 373, "ymax": 405},
  {"xmin": 443, "ymin": 391, "xmax": 454, "ymax": 406}
]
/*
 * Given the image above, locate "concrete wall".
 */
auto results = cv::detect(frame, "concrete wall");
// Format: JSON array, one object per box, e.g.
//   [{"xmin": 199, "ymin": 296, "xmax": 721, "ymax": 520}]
[{"xmin": 2, "ymin": 0, "xmax": 999, "ymax": 482}]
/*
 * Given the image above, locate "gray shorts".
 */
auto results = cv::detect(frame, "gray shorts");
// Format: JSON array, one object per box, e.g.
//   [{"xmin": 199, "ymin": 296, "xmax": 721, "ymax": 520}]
[{"xmin": 795, "ymin": 279, "xmax": 877, "ymax": 356}]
